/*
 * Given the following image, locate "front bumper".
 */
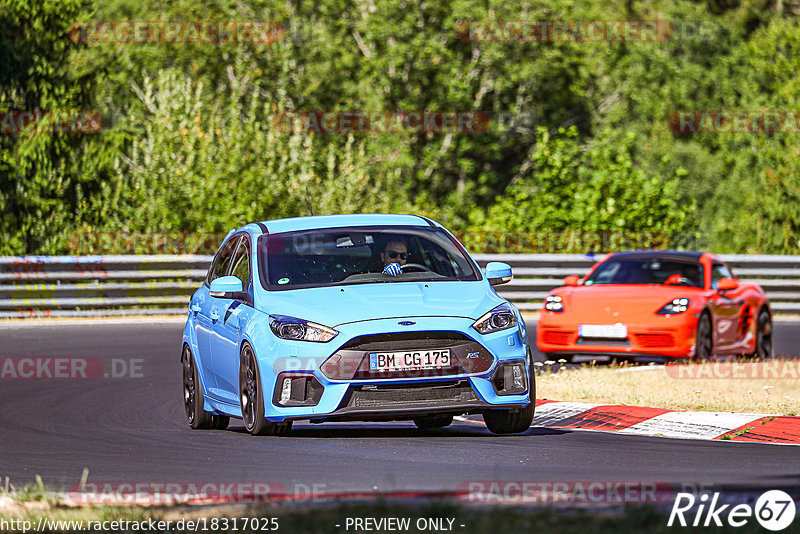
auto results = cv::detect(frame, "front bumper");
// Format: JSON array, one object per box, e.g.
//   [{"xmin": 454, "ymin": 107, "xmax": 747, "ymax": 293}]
[
  {"xmin": 256, "ymin": 317, "xmax": 531, "ymax": 422},
  {"xmin": 536, "ymin": 313, "xmax": 698, "ymax": 359}
]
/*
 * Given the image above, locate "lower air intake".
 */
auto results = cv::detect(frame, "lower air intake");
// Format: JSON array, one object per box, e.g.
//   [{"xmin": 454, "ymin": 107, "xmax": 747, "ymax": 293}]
[{"xmin": 344, "ymin": 380, "xmax": 479, "ymax": 409}]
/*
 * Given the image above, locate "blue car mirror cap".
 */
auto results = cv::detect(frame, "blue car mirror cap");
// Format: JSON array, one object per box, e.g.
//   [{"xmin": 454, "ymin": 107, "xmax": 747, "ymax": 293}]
[
  {"xmin": 485, "ymin": 262, "xmax": 513, "ymax": 286},
  {"xmin": 209, "ymin": 275, "xmax": 246, "ymax": 299}
]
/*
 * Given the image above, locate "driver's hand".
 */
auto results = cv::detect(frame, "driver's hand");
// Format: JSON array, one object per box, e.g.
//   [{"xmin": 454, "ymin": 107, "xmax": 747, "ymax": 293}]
[{"xmin": 382, "ymin": 263, "xmax": 402, "ymax": 276}]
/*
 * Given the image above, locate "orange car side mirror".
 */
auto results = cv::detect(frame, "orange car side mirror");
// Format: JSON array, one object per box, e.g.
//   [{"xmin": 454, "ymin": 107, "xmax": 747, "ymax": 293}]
[
  {"xmin": 717, "ymin": 277, "xmax": 739, "ymax": 291},
  {"xmin": 563, "ymin": 275, "xmax": 581, "ymax": 286}
]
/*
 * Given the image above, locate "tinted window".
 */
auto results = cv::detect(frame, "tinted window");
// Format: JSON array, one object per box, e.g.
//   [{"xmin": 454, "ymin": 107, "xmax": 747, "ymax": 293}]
[
  {"xmin": 711, "ymin": 263, "xmax": 734, "ymax": 289},
  {"xmin": 584, "ymin": 258, "xmax": 704, "ymax": 287},
  {"xmin": 207, "ymin": 236, "xmax": 239, "ymax": 284},
  {"xmin": 230, "ymin": 238, "xmax": 251, "ymax": 288},
  {"xmin": 258, "ymin": 226, "xmax": 479, "ymax": 290}
]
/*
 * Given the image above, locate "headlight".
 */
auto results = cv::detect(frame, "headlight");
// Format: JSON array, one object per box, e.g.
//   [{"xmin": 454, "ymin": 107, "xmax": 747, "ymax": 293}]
[
  {"xmin": 544, "ymin": 294, "xmax": 563, "ymax": 312},
  {"xmin": 472, "ymin": 303, "xmax": 518, "ymax": 335},
  {"xmin": 269, "ymin": 315, "xmax": 338, "ymax": 342},
  {"xmin": 657, "ymin": 298, "xmax": 690, "ymax": 315}
]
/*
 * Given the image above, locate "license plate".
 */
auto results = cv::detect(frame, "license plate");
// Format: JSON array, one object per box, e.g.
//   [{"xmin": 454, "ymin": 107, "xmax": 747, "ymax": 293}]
[
  {"xmin": 368, "ymin": 349, "xmax": 451, "ymax": 372},
  {"xmin": 579, "ymin": 324, "xmax": 628, "ymax": 339}
]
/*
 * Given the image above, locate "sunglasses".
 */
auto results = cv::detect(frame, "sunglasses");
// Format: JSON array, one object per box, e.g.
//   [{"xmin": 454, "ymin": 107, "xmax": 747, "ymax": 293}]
[{"xmin": 385, "ymin": 251, "xmax": 408, "ymax": 260}]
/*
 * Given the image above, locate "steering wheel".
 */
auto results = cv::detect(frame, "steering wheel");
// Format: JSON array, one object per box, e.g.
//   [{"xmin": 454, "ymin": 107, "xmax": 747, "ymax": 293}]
[{"xmin": 400, "ymin": 263, "xmax": 433, "ymax": 273}]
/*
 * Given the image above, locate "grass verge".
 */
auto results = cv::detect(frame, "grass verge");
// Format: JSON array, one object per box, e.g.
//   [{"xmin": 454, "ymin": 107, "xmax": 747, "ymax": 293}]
[{"xmin": 535, "ymin": 360, "xmax": 800, "ymax": 415}]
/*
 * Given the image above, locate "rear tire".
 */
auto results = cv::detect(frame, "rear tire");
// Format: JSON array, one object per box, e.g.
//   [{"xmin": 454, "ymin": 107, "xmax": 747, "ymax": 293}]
[
  {"xmin": 239, "ymin": 343, "xmax": 292, "ymax": 436},
  {"xmin": 413, "ymin": 414, "xmax": 454, "ymax": 429},
  {"xmin": 182, "ymin": 345, "xmax": 216, "ymax": 430},
  {"xmin": 483, "ymin": 353, "xmax": 536, "ymax": 435},
  {"xmin": 754, "ymin": 309, "xmax": 773, "ymax": 360}
]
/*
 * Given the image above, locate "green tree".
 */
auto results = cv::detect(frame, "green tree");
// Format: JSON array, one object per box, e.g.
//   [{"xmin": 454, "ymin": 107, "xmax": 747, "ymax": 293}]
[{"xmin": 0, "ymin": 0, "xmax": 99, "ymax": 254}]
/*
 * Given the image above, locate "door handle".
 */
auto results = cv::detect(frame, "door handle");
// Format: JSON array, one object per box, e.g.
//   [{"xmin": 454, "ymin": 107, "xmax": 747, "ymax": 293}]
[{"xmin": 210, "ymin": 309, "xmax": 220, "ymax": 322}]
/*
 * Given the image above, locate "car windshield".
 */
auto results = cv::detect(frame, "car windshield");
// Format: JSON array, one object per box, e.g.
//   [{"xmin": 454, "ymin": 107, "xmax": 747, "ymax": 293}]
[
  {"xmin": 583, "ymin": 257, "xmax": 704, "ymax": 287},
  {"xmin": 258, "ymin": 226, "xmax": 480, "ymax": 290}
]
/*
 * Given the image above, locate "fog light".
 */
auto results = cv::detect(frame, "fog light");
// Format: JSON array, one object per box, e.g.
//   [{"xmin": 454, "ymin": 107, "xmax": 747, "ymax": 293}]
[
  {"xmin": 280, "ymin": 378, "xmax": 292, "ymax": 404},
  {"xmin": 492, "ymin": 362, "xmax": 527, "ymax": 396},
  {"xmin": 273, "ymin": 374, "xmax": 325, "ymax": 407},
  {"xmin": 513, "ymin": 365, "xmax": 524, "ymax": 389}
]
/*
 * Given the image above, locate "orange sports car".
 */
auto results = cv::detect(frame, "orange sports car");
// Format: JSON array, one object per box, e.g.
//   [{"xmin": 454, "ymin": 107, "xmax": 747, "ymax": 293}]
[{"xmin": 536, "ymin": 251, "xmax": 772, "ymax": 361}]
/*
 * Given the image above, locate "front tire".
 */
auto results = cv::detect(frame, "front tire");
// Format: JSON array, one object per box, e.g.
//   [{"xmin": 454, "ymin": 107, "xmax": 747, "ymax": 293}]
[
  {"xmin": 239, "ymin": 343, "xmax": 292, "ymax": 436},
  {"xmin": 754, "ymin": 309, "xmax": 773, "ymax": 360},
  {"xmin": 694, "ymin": 312, "xmax": 713, "ymax": 361},
  {"xmin": 483, "ymin": 356, "xmax": 536, "ymax": 435}
]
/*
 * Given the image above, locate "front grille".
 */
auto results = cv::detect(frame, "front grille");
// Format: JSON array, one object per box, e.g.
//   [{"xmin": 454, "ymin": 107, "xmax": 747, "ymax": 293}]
[
  {"xmin": 343, "ymin": 380, "xmax": 479, "ymax": 409},
  {"xmin": 340, "ymin": 331, "xmax": 471, "ymax": 351},
  {"xmin": 636, "ymin": 333, "xmax": 676, "ymax": 348},
  {"xmin": 541, "ymin": 330, "xmax": 572, "ymax": 345},
  {"xmin": 322, "ymin": 331, "xmax": 494, "ymax": 380}
]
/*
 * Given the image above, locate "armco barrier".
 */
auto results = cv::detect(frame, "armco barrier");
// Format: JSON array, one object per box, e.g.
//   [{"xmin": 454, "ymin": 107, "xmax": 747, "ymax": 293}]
[{"xmin": 0, "ymin": 254, "xmax": 798, "ymax": 318}]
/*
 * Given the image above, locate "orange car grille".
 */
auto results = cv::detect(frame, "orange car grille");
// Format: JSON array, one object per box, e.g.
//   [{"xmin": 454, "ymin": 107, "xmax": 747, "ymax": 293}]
[
  {"xmin": 541, "ymin": 330, "xmax": 573, "ymax": 346},
  {"xmin": 635, "ymin": 333, "xmax": 676, "ymax": 348}
]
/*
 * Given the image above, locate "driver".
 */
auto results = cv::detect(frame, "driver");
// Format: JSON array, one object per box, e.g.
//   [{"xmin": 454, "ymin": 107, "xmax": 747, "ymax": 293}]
[
  {"xmin": 683, "ymin": 264, "xmax": 701, "ymax": 287},
  {"xmin": 380, "ymin": 238, "xmax": 408, "ymax": 276}
]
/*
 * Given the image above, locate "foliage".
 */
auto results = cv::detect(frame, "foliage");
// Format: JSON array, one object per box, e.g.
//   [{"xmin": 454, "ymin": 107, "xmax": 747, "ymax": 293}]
[
  {"xmin": 1, "ymin": 0, "xmax": 799, "ymax": 254},
  {"xmin": 468, "ymin": 127, "xmax": 695, "ymax": 252}
]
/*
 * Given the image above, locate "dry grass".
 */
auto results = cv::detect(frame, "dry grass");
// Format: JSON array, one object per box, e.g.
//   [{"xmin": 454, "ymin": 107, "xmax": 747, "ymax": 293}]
[{"xmin": 535, "ymin": 360, "xmax": 800, "ymax": 415}]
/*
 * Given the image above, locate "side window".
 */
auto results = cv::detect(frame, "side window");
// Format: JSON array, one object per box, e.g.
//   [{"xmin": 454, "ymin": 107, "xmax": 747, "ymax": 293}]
[
  {"xmin": 230, "ymin": 238, "xmax": 251, "ymax": 289},
  {"xmin": 711, "ymin": 263, "xmax": 733, "ymax": 289},
  {"xmin": 207, "ymin": 237, "xmax": 239, "ymax": 285}
]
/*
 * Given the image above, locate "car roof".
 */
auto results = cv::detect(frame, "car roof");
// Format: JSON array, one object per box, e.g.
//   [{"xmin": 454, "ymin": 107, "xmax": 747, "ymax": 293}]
[
  {"xmin": 249, "ymin": 214, "xmax": 438, "ymax": 234},
  {"xmin": 606, "ymin": 250, "xmax": 705, "ymax": 262}
]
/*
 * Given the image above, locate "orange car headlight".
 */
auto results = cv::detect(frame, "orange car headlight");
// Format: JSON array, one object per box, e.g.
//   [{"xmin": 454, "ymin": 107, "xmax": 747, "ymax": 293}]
[
  {"xmin": 544, "ymin": 295, "xmax": 564, "ymax": 312},
  {"xmin": 657, "ymin": 298, "xmax": 690, "ymax": 315}
]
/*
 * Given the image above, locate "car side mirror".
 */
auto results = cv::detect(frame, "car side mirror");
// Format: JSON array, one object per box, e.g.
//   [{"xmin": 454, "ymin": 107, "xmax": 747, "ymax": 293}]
[
  {"xmin": 210, "ymin": 275, "xmax": 247, "ymax": 300},
  {"xmin": 563, "ymin": 275, "xmax": 581, "ymax": 287},
  {"xmin": 485, "ymin": 262, "xmax": 513, "ymax": 286},
  {"xmin": 717, "ymin": 277, "xmax": 739, "ymax": 291}
]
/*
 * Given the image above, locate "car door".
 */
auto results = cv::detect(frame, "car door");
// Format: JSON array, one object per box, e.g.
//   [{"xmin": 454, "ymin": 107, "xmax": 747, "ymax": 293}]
[
  {"xmin": 208, "ymin": 234, "xmax": 254, "ymax": 404},
  {"xmin": 707, "ymin": 262, "xmax": 743, "ymax": 351},
  {"xmin": 196, "ymin": 236, "xmax": 239, "ymax": 392}
]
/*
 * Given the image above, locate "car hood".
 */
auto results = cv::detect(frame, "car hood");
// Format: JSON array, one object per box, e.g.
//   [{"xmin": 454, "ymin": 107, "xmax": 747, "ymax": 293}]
[
  {"xmin": 257, "ymin": 281, "xmax": 505, "ymax": 327},
  {"xmin": 556, "ymin": 284, "xmax": 704, "ymax": 322}
]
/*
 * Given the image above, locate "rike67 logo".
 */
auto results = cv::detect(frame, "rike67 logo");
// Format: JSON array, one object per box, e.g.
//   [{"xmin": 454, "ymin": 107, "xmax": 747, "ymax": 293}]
[{"xmin": 668, "ymin": 490, "xmax": 796, "ymax": 531}]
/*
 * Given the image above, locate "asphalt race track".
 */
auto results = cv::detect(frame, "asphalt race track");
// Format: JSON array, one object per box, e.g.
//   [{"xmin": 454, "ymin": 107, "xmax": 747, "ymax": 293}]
[{"xmin": 0, "ymin": 319, "xmax": 798, "ymax": 496}]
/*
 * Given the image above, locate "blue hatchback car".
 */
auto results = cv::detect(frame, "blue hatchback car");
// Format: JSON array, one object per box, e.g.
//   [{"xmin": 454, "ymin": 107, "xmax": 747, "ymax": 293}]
[{"xmin": 182, "ymin": 214, "xmax": 535, "ymax": 435}]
